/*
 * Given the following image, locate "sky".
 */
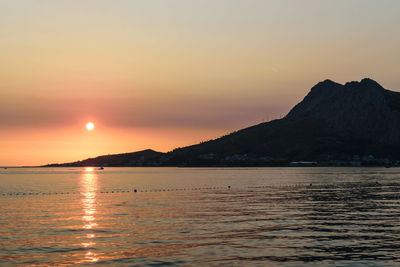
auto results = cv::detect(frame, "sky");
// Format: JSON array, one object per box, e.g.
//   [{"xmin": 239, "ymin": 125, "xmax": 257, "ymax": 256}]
[{"xmin": 1, "ymin": 0, "xmax": 400, "ymax": 166}]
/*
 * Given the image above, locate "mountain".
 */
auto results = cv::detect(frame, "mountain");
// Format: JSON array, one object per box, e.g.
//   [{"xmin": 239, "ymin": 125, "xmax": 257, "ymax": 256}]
[
  {"xmin": 45, "ymin": 79, "xmax": 400, "ymax": 167},
  {"xmin": 164, "ymin": 78, "xmax": 400, "ymax": 166},
  {"xmin": 287, "ymin": 78, "xmax": 400, "ymax": 143},
  {"xmin": 45, "ymin": 149, "xmax": 163, "ymax": 167}
]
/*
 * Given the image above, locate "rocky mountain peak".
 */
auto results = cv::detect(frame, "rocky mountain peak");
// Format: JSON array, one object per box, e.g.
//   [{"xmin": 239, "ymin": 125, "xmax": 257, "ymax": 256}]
[
  {"xmin": 344, "ymin": 78, "xmax": 384, "ymax": 91},
  {"xmin": 286, "ymin": 78, "xmax": 400, "ymax": 142}
]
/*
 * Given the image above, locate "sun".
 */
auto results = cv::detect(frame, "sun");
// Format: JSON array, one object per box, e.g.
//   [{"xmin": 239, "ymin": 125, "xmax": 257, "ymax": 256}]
[{"xmin": 86, "ymin": 122, "xmax": 94, "ymax": 131}]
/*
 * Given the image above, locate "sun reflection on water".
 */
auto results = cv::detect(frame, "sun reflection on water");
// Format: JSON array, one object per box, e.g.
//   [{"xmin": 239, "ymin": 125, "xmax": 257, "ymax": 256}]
[{"xmin": 80, "ymin": 167, "xmax": 99, "ymax": 262}]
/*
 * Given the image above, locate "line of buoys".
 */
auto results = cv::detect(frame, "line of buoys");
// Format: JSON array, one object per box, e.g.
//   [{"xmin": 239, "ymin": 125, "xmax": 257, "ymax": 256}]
[
  {"xmin": 246, "ymin": 182, "xmax": 400, "ymax": 190},
  {"xmin": 3, "ymin": 182, "xmax": 396, "ymax": 198},
  {"xmin": 0, "ymin": 186, "xmax": 231, "ymax": 197}
]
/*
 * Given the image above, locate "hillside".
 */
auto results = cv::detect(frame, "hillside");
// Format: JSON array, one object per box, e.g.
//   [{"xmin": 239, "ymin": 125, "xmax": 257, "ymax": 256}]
[
  {"xmin": 45, "ymin": 149, "xmax": 163, "ymax": 167},
  {"xmin": 45, "ymin": 79, "xmax": 400, "ymax": 167},
  {"xmin": 164, "ymin": 78, "xmax": 400, "ymax": 166}
]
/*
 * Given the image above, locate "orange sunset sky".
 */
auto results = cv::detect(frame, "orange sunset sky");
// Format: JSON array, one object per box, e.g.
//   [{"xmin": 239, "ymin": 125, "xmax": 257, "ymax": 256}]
[{"xmin": 1, "ymin": 0, "xmax": 400, "ymax": 166}]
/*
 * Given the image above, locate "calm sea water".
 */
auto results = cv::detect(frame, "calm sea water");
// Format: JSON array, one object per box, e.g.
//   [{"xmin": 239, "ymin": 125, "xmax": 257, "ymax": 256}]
[{"xmin": 0, "ymin": 167, "xmax": 399, "ymax": 266}]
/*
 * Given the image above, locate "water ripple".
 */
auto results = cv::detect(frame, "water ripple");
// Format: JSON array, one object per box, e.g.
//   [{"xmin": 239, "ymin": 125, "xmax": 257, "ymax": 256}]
[{"xmin": 1, "ymin": 167, "xmax": 400, "ymax": 265}]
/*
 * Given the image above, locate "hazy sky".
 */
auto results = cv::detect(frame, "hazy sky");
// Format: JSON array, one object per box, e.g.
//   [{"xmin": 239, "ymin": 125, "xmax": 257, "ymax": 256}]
[{"xmin": 1, "ymin": 0, "xmax": 400, "ymax": 166}]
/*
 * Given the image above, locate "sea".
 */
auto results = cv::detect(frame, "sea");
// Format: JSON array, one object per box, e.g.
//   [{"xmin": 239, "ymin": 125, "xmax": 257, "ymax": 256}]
[{"xmin": 0, "ymin": 167, "xmax": 399, "ymax": 266}]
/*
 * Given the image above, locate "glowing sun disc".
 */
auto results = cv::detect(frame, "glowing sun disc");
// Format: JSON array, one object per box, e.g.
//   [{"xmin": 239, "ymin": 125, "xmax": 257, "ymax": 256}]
[{"xmin": 86, "ymin": 122, "xmax": 94, "ymax": 131}]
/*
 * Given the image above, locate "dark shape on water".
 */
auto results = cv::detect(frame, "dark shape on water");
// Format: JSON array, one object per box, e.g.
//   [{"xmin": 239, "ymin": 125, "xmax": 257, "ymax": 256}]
[{"xmin": 44, "ymin": 79, "xmax": 400, "ymax": 167}]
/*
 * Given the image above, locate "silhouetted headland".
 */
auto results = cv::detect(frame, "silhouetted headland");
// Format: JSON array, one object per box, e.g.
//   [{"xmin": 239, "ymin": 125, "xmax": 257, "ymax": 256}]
[{"xmin": 45, "ymin": 78, "xmax": 400, "ymax": 167}]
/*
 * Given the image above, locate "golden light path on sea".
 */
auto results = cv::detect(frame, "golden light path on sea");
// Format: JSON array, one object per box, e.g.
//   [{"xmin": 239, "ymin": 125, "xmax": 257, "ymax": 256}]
[{"xmin": 80, "ymin": 167, "xmax": 98, "ymax": 263}]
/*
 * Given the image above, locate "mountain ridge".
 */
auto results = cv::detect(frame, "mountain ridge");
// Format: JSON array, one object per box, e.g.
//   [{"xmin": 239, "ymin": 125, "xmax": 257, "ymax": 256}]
[{"xmin": 45, "ymin": 78, "xmax": 400, "ymax": 167}]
